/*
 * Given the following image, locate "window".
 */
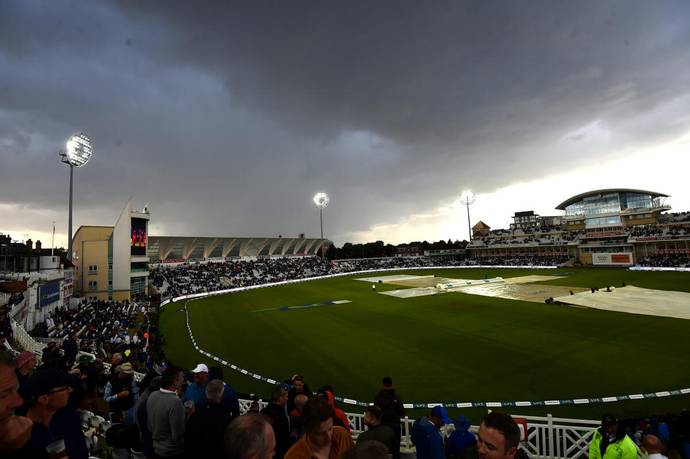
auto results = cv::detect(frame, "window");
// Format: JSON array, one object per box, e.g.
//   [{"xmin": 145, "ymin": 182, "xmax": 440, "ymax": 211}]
[
  {"xmin": 88, "ymin": 265, "xmax": 98, "ymax": 274},
  {"xmin": 88, "ymin": 280, "xmax": 97, "ymax": 290},
  {"xmin": 586, "ymin": 215, "xmax": 622, "ymax": 228}
]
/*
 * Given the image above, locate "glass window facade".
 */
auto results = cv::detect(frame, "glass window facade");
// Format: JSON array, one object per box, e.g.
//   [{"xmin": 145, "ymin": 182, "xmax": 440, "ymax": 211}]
[
  {"xmin": 565, "ymin": 193, "xmax": 621, "ymax": 217},
  {"xmin": 620, "ymin": 192, "xmax": 653, "ymax": 210},
  {"xmin": 585, "ymin": 216, "xmax": 622, "ymax": 227},
  {"xmin": 563, "ymin": 191, "xmax": 664, "ymax": 229}
]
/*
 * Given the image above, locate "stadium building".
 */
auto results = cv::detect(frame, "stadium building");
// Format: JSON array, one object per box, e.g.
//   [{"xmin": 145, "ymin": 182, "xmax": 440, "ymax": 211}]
[
  {"xmin": 72, "ymin": 200, "xmax": 150, "ymax": 301},
  {"xmin": 72, "ymin": 201, "xmax": 330, "ymax": 300},
  {"xmin": 469, "ymin": 188, "xmax": 690, "ymax": 266}
]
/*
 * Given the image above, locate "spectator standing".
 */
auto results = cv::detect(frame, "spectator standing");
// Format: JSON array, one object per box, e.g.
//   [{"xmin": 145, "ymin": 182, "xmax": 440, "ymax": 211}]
[
  {"xmin": 104, "ymin": 362, "xmax": 139, "ymax": 424},
  {"xmin": 285, "ymin": 397, "xmax": 353, "ymax": 459},
  {"xmin": 262, "ymin": 383, "xmax": 292, "ymax": 459},
  {"xmin": 357, "ymin": 405, "xmax": 395, "ymax": 454},
  {"xmin": 0, "ymin": 349, "xmax": 34, "ymax": 456},
  {"xmin": 374, "ymin": 376, "xmax": 405, "ymax": 459},
  {"xmin": 225, "ymin": 412, "xmax": 276, "ymax": 459},
  {"xmin": 23, "ymin": 368, "xmax": 88, "ymax": 459},
  {"xmin": 411, "ymin": 406, "xmax": 451, "ymax": 459},
  {"xmin": 446, "ymin": 415, "xmax": 477, "ymax": 459},
  {"xmin": 136, "ymin": 376, "xmax": 162, "ymax": 457},
  {"xmin": 289, "ymin": 394, "xmax": 309, "ymax": 443},
  {"xmin": 476, "ymin": 412, "xmax": 520, "ymax": 459},
  {"xmin": 147, "ymin": 366, "xmax": 186, "ymax": 458},
  {"xmin": 185, "ymin": 379, "xmax": 233, "ymax": 457},
  {"xmin": 182, "ymin": 363, "xmax": 209, "ymax": 410},
  {"xmin": 40, "ymin": 342, "xmax": 62, "ymax": 369},
  {"xmin": 210, "ymin": 366, "xmax": 241, "ymax": 418},
  {"xmin": 288, "ymin": 374, "xmax": 312, "ymax": 412},
  {"xmin": 108, "ymin": 352, "xmax": 124, "ymax": 379},
  {"xmin": 61, "ymin": 332, "xmax": 79, "ymax": 366},
  {"xmin": 642, "ymin": 435, "xmax": 667, "ymax": 459},
  {"xmin": 589, "ymin": 414, "xmax": 637, "ymax": 459},
  {"xmin": 318, "ymin": 387, "xmax": 350, "ymax": 430}
]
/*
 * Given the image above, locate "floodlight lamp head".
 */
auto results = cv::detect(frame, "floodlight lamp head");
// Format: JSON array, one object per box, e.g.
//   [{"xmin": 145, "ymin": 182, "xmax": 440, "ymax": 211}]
[
  {"xmin": 64, "ymin": 133, "xmax": 93, "ymax": 167},
  {"xmin": 460, "ymin": 190, "xmax": 476, "ymax": 205},
  {"xmin": 313, "ymin": 192, "xmax": 330, "ymax": 209}
]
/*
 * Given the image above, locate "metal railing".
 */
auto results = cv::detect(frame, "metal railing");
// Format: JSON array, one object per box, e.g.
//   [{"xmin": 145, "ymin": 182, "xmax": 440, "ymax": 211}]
[
  {"xmin": 10, "ymin": 318, "xmax": 46, "ymax": 355},
  {"xmin": 237, "ymin": 397, "xmax": 603, "ymax": 459}
]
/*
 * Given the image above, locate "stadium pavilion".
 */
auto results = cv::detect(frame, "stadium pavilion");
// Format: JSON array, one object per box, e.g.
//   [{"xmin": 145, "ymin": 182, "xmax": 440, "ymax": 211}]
[{"xmin": 468, "ymin": 188, "xmax": 690, "ymax": 266}]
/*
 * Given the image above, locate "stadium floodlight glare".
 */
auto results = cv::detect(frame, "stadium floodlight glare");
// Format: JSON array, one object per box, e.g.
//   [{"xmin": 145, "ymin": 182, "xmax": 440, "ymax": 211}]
[
  {"xmin": 313, "ymin": 192, "xmax": 330, "ymax": 209},
  {"xmin": 59, "ymin": 133, "xmax": 94, "ymax": 260},
  {"xmin": 459, "ymin": 190, "xmax": 476, "ymax": 241},
  {"xmin": 64, "ymin": 133, "xmax": 94, "ymax": 167},
  {"xmin": 313, "ymin": 192, "xmax": 329, "ymax": 258}
]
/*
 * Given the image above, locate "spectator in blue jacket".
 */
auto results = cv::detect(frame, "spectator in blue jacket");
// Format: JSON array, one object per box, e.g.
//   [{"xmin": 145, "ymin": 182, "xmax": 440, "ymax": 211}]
[
  {"xmin": 411, "ymin": 406, "xmax": 451, "ymax": 459},
  {"xmin": 181, "ymin": 363, "xmax": 209, "ymax": 409},
  {"xmin": 446, "ymin": 415, "xmax": 477, "ymax": 459}
]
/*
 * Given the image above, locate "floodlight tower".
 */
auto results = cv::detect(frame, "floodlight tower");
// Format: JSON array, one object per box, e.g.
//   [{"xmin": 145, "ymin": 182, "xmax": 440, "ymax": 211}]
[
  {"xmin": 313, "ymin": 192, "xmax": 329, "ymax": 258},
  {"xmin": 313, "ymin": 192, "xmax": 329, "ymax": 239},
  {"xmin": 460, "ymin": 190, "xmax": 476, "ymax": 241},
  {"xmin": 59, "ymin": 133, "xmax": 94, "ymax": 260}
]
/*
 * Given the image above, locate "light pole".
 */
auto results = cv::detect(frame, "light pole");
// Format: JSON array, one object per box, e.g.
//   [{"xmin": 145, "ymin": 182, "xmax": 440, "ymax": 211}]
[
  {"xmin": 313, "ymin": 192, "xmax": 330, "ymax": 258},
  {"xmin": 460, "ymin": 190, "xmax": 476, "ymax": 241},
  {"xmin": 60, "ymin": 133, "xmax": 94, "ymax": 260}
]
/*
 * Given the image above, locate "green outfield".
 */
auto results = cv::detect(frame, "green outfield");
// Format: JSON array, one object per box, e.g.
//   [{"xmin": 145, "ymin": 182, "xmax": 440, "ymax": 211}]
[{"xmin": 159, "ymin": 267, "xmax": 690, "ymax": 419}]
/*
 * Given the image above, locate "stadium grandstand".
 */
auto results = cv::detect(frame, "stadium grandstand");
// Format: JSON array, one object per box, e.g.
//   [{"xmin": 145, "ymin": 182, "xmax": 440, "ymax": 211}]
[
  {"xmin": 468, "ymin": 188, "xmax": 690, "ymax": 267},
  {"xmin": 148, "ymin": 235, "xmax": 331, "ymax": 262}
]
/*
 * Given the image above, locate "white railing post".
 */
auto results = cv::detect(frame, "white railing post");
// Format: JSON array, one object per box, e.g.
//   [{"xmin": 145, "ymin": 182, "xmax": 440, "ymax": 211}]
[
  {"xmin": 547, "ymin": 413, "xmax": 554, "ymax": 459},
  {"xmin": 403, "ymin": 416, "xmax": 411, "ymax": 450}
]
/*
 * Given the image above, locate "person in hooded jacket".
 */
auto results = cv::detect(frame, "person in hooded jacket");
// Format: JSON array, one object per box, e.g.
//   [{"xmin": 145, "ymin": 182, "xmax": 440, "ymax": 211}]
[
  {"xmin": 446, "ymin": 415, "xmax": 477, "ymax": 459},
  {"xmin": 411, "ymin": 406, "xmax": 451, "ymax": 459},
  {"xmin": 317, "ymin": 387, "xmax": 351, "ymax": 431}
]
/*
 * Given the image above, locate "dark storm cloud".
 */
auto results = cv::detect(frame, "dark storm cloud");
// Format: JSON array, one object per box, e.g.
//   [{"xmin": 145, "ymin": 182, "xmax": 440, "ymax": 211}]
[{"xmin": 1, "ymin": 1, "xmax": 690, "ymax": 243}]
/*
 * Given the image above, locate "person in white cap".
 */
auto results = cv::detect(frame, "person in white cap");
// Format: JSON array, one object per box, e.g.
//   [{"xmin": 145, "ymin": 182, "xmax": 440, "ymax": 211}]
[{"xmin": 182, "ymin": 363, "xmax": 209, "ymax": 410}]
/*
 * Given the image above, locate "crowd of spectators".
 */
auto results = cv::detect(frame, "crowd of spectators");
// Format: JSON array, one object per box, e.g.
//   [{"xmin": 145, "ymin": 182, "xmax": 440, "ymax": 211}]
[
  {"xmin": 151, "ymin": 257, "xmax": 334, "ymax": 297},
  {"xmin": 151, "ymin": 254, "xmax": 574, "ymax": 299},
  {"xmin": 29, "ymin": 299, "xmax": 150, "ymax": 367},
  {"xmin": 468, "ymin": 228, "xmax": 584, "ymax": 249},
  {"xmin": 660, "ymin": 212, "xmax": 690, "ymax": 224},
  {"xmin": 473, "ymin": 255, "xmax": 570, "ymax": 266},
  {"xmin": 331, "ymin": 256, "xmax": 474, "ymax": 272},
  {"xmin": 638, "ymin": 255, "xmax": 690, "ymax": 268},
  {"xmin": 4, "ymin": 352, "xmax": 690, "ymax": 459},
  {"xmin": 629, "ymin": 225, "xmax": 690, "ymax": 239},
  {"xmin": 151, "ymin": 256, "xmax": 479, "ymax": 298}
]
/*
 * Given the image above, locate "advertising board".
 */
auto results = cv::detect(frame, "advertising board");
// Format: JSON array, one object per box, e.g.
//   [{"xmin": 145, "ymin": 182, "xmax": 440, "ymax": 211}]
[
  {"xmin": 591, "ymin": 252, "xmax": 633, "ymax": 266},
  {"xmin": 39, "ymin": 281, "xmax": 61, "ymax": 308}
]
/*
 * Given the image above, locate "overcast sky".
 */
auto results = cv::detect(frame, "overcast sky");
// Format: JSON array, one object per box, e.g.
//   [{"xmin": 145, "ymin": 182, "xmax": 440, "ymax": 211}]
[{"xmin": 2, "ymin": 1, "xmax": 690, "ymax": 247}]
